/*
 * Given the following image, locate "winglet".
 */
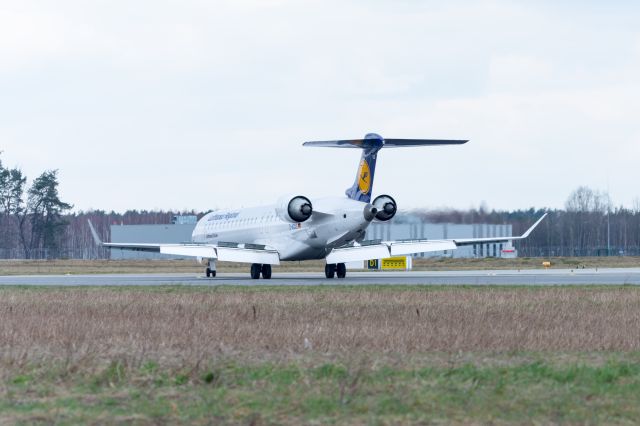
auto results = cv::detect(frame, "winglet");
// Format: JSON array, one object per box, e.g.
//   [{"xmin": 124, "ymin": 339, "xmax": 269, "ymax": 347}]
[
  {"xmin": 520, "ymin": 213, "xmax": 548, "ymax": 239},
  {"xmin": 87, "ymin": 220, "xmax": 103, "ymax": 246}
]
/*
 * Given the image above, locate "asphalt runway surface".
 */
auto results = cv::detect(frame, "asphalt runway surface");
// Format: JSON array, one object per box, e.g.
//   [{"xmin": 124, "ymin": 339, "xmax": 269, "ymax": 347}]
[{"xmin": 2, "ymin": 268, "xmax": 640, "ymax": 286}]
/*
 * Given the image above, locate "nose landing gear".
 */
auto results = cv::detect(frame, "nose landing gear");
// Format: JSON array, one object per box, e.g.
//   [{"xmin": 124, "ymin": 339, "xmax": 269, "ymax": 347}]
[{"xmin": 205, "ymin": 260, "xmax": 216, "ymax": 278}]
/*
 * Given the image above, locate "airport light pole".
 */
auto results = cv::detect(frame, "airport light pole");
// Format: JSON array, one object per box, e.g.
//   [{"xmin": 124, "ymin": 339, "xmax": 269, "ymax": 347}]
[
  {"xmin": 607, "ymin": 208, "xmax": 611, "ymax": 256},
  {"xmin": 607, "ymin": 192, "xmax": 611, "ymax": 257},
  {"xmin": 606, "ymin": 181, "xmax": 611, "ymax": 257}
]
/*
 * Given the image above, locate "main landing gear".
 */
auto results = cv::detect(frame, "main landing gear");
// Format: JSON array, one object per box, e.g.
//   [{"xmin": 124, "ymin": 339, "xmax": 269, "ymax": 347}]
[
  {"xmin": 250, "ymin": 263, "xmax": 272, "ymax": 279},
  {"xmin": 205, "ymin": 260, "xmax": 272, "ymax": 279},
  {"xmin": 325, "ymin": 263, "xmax": 347, "ymax": 279}
]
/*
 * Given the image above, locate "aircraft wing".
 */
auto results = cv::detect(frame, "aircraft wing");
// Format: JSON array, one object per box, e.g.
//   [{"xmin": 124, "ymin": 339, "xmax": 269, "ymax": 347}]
[
  {"xmin": 452, "ymin": 213, "xmax": 547, "ymax": 247},
  {"xmin": 88, "ymin": 221, "xmax": 280, "ymax": 265},
  {"xmin": 326, "ymin": 214, "xmax": 547, "ymax": 264},
  {"xmin": 326, "ymin": 240, "xmax": 457, "ymax": 264}
]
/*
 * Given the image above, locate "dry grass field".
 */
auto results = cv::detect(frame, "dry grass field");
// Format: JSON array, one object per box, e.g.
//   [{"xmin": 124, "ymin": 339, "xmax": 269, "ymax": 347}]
[
  {"xmin": 3, "ymin": 286, "xmax": 640, "ymax": 359},
  {"xmin": 1, "ymin": 255, "xmax": 640, "ymax": 275},
  {"xmin": 2, "ymin": 285, "xmax": 640, "ymax": 423}
]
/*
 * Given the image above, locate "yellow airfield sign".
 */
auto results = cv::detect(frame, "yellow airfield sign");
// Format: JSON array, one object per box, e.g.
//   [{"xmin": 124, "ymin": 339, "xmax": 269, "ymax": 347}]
[
  {"xmin": 367, "ymin": 257, "xmax": 411, "ymax": 270},
  {"xmin": 381, "ymin": 257, "xmax": 409, "ymax": 270}
]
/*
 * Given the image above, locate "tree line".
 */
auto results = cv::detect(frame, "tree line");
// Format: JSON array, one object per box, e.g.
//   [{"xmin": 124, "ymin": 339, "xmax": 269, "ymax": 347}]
[
  {"xmin": 417, "ymin": 187, "xmax": 640, "ymax": 257},
  {"xmin": 0, "ymin": 155, "xmax": 72, "ymax": 259},
  {"xmin": 2, "ymin": 153, "xmax": 640, "ymax": 258}
]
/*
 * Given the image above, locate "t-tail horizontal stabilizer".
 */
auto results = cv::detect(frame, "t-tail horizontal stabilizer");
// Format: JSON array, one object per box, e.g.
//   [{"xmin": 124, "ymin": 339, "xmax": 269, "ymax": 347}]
[
  {"xmin": 303, "ymin": 133, "xmax": 468, "ymax": 203},
  {"xmin": 302, "ymin": 139, "xmax": 468, "ymax": 148}
]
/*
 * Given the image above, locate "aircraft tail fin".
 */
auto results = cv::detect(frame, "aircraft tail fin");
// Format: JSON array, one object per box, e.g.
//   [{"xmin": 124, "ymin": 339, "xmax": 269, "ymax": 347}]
[{"xmin": 303, "ymin": 133, "xmax": 468, "ymax": 202}]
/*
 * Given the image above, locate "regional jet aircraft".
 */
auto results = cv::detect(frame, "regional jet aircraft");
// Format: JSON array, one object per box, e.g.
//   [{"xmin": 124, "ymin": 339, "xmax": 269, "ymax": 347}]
[{"xmin": 89, "ymin": 133, "xmax": 546, "ymax": 279}]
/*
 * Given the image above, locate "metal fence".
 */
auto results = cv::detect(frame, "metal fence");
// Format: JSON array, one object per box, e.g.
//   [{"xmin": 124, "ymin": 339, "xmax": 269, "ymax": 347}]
[{"xmin": 518, "ymin": 246, "xmax": 640, "ymax": 257}]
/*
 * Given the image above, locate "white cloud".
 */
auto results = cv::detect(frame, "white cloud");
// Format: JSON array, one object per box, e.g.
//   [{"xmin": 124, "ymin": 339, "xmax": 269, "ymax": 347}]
[
  {"xmin": 0, "ymin": 5, "xmax": 69, "ymax": 70},
  {"xmin": 0, "ymin": 0, "xmax": 639, "ymax": 211}
]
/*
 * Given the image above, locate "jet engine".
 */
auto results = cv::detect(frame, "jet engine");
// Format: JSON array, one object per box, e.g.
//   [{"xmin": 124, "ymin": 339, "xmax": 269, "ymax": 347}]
[
  {"xmin": 372, "ymin": 195, "xmax": 397, "ymax": 222},
  {"xmin": 276, "ymin": 195, "xmax": 313, "ymax": 223}
]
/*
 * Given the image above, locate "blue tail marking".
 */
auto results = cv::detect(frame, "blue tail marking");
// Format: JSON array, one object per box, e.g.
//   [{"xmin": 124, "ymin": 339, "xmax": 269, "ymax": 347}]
[{"xmin": 345, "ymin": 133, "xmax": 384, "ymax": 203}]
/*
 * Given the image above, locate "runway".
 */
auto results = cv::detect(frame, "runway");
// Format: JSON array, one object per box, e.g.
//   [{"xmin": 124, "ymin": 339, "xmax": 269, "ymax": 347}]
[{"xmin": 2, "ymin": 268, "xmax": 640, "ymax": 286}]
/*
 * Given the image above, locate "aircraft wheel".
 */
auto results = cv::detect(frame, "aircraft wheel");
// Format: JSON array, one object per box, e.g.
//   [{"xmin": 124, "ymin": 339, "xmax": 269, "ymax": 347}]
[
  {"xmin": 336, "ymin": 263, "xmax": 347, "ymax": 278},
  {"xmin": 250, "ymin": 263, "xmax": 261, "ymax": 279},
  {"xmin": 206, "ymin": 259, "xmax": 217, "ymax": 278},
  {"xmin": 325, "ymin": 264, "xmax": 336, "ymax": 279},
  {"xmin": 261, "ymin": 264, "xmax": 272, "ymax": 279}
]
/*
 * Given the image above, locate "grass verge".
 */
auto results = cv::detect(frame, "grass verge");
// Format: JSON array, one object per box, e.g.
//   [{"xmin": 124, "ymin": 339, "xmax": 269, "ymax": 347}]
[
  {"xmin": 2, "ymin": 285, "xmax": 640, "ymax": 424},
  {"xmin": 4, "ymin": 355, "xmax": 640, "ymax": 424}
]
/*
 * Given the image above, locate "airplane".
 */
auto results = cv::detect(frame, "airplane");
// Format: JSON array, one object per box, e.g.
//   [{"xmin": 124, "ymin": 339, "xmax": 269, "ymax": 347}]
[{"xmin": 88, "ymin": 133, "xmax": 547, "ymax": 279}]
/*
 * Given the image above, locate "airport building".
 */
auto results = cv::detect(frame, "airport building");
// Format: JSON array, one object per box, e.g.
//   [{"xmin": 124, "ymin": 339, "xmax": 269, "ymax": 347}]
[{"xmin": 110, "ymin": 214, "xmax": 514, "ymax": 260}]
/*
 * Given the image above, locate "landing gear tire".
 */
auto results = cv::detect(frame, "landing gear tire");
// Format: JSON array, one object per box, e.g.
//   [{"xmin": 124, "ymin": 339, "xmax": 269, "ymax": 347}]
[
  {"xmin": 261, "ymin": 264, "xmax": 272, "ymax": 279},
  {"xmin": 325, "ymin": 264, "xmax": 336, "ymax": 279},
  {"xmin": 206, "ymin": 260, "xmax": 217, "ymax": 278},
  {"xmin": 250, "ymin": 263, "xmax": 261, "ymax": 279},
  {"xmin": 336, "ymin": 263, "xmax": 347, "ymax": 279}
]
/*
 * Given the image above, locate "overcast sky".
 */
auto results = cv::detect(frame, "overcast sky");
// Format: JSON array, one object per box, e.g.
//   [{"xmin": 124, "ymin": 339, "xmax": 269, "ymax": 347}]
[{"xmin": 1, "ymin": 0, "xmax": 639, "ymax": 213}]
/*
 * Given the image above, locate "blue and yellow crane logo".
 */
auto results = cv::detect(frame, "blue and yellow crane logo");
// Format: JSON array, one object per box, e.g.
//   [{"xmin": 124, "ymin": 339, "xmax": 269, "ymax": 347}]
[{"xmin": 358, "ymin": 159, "xmax": 371, "ymax": 194}]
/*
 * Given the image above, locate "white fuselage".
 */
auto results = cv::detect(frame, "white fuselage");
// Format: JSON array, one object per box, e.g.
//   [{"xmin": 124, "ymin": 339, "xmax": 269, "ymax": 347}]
[{"xmin": 192, "ymin": 197, "xmax": 373, "ymax": 261}]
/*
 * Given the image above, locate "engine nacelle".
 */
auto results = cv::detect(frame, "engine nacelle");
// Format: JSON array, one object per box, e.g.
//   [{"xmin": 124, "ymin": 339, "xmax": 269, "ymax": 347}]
[
  {"xmin": 372, "ymin": 194, "xmax": 397, "ymax": 222},
  {"xmin": 276, "ymin": 195, "xmax": 313, "ymax": 223}
]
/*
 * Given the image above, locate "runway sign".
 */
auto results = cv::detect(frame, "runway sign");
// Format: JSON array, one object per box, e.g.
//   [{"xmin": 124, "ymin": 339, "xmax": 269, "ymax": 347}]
[
  {"xmin": 366, "ymin": 257, "xmax": 412, "ymax": 270},
  {"xmin": 381, "ymin": 257, "xmax": 411, "ymax": 270}
]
